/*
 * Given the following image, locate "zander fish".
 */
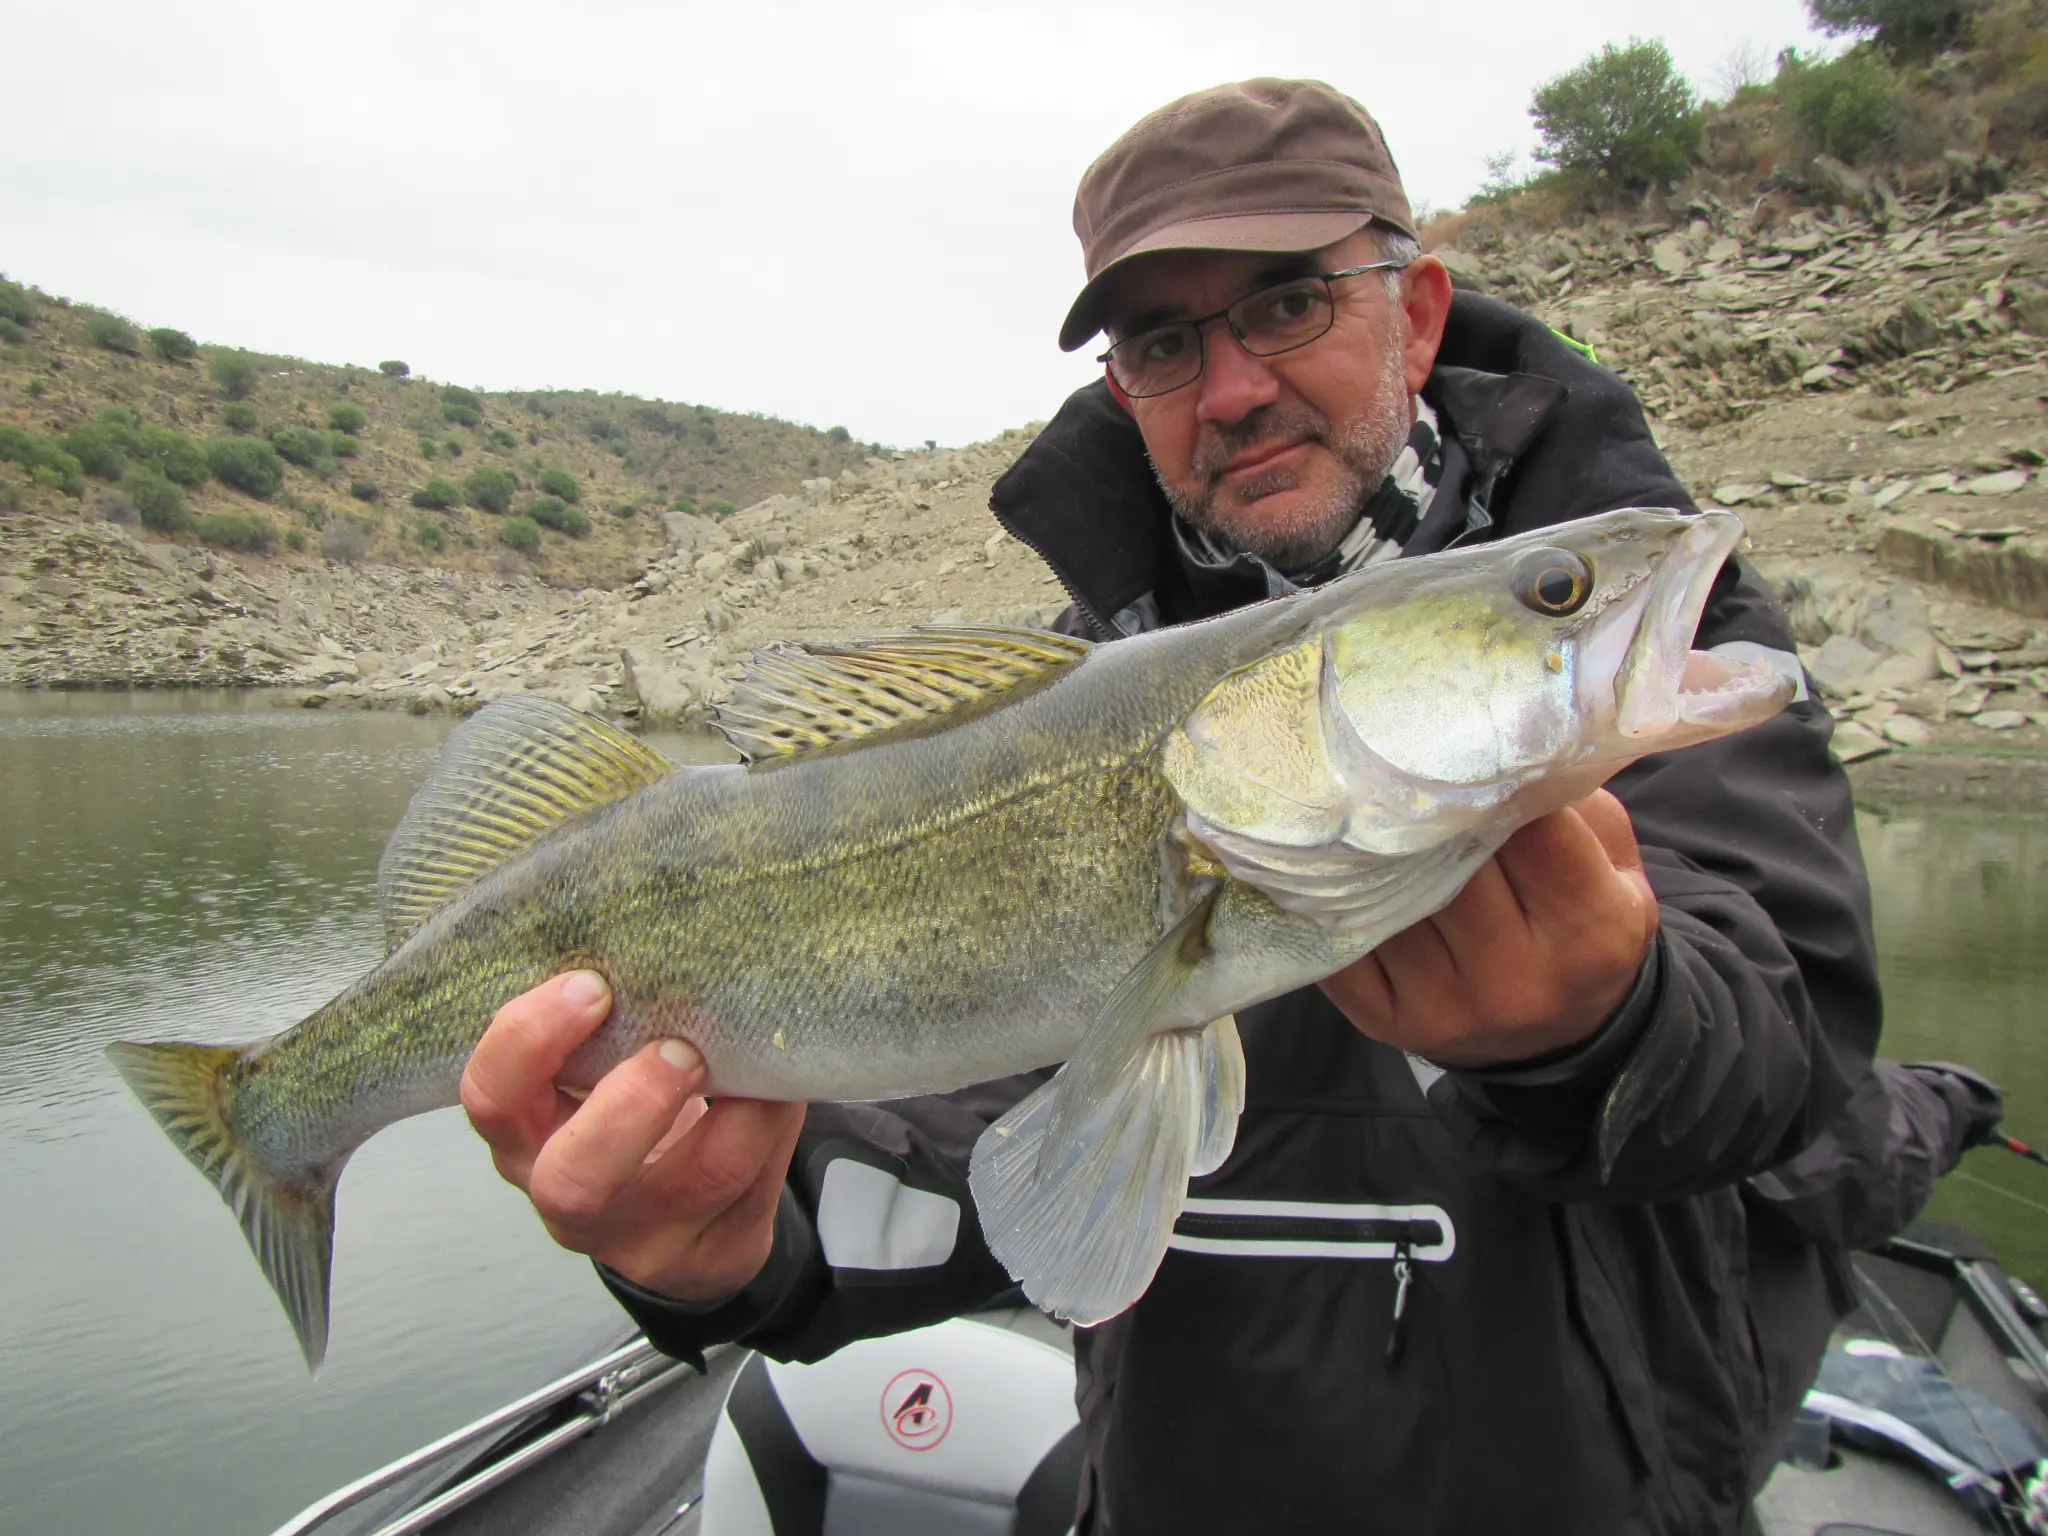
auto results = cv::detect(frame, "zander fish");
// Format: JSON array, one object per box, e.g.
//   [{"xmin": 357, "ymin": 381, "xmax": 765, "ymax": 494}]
[{"xmin": 109, "ymin": 507, "xmax": 1794, "ymax": 1368}]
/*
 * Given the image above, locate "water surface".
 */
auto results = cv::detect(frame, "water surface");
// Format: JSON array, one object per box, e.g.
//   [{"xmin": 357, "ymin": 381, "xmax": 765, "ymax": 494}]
[{"xmin": 0, "ymin": 691, "xmax": 2042, "ymax": 1535}]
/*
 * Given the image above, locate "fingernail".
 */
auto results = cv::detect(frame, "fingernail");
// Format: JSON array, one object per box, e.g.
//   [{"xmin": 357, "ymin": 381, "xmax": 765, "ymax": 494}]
[
  {"xmin": 657, "ymin": 1038, "xmax": 702, "ymax": 1074},
  {"xmin": 561, "ymin": 970, "xmax": 608, "ymax": 1008}
]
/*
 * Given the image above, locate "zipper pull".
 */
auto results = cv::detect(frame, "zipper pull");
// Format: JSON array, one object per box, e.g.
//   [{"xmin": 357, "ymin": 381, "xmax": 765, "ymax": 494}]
[{"xmin": 1385, "ymin": 1240, "xmax": 1413, "ymax": 1368}]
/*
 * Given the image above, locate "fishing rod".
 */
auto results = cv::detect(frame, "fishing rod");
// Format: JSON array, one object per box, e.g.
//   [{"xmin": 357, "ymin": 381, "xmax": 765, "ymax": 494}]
[{"xmin": 1996, "ymin": 1132, "xmax": 2048, "ymax": 1171}]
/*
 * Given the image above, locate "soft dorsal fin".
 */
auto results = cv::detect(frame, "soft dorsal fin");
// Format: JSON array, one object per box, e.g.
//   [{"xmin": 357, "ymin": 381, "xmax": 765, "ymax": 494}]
[
  {"xmin": 714, "ymin": 625, "xmax": 1091, "ymax": 763},
  {"xmin": 377, "ymin": 696, "xmax": 675, "ymax": 951}
]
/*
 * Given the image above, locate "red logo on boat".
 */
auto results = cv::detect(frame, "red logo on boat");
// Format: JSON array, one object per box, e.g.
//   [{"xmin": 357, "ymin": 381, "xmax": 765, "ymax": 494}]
[{"xmin": 881, "ymin": 1368, "xmax": 952, "ymax": 1450}]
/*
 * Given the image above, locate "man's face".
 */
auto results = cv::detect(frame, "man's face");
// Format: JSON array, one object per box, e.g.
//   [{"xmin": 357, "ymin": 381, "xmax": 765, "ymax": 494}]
[{"xmin": 1102, "ymin": 230, "xmax": 1438, "ymax": 571}]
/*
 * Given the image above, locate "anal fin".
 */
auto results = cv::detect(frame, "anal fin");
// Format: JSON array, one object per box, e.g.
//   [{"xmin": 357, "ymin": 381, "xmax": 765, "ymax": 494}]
[{"xmin": 969, "ymin": 1014, "xmax": 1241, "ymax": 1325}]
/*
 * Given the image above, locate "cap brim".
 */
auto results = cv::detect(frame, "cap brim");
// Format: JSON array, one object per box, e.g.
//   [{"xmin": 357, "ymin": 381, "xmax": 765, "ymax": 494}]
[{"xmin": 1058, "ymin": 210, "xmax": 1373, "ymax": 352}]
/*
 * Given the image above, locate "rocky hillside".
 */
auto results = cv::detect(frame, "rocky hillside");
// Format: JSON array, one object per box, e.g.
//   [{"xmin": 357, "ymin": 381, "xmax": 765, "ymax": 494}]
[{"xmin": 0, "ymin": 274, "xmax": 880, "ymax": 589}]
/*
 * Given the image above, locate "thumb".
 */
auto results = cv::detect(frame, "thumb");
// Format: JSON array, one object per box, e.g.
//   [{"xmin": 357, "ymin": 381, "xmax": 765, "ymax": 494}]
[{"xmin": 1572, "ymin": 789, "xmax": 1643, "ymax": 876}]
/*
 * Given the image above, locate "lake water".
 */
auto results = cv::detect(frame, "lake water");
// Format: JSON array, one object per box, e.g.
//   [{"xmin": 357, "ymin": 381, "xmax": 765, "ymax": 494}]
[{"xmin": 0, "ymin": 692, "xmax": 2043, "ymax": 1535}]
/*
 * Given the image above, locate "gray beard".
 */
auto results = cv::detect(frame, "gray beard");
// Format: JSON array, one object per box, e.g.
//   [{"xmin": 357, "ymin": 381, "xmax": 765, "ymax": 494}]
[{"xmin": 1155, "ymin": 337, "xmax": 1411, "ymax": 572}]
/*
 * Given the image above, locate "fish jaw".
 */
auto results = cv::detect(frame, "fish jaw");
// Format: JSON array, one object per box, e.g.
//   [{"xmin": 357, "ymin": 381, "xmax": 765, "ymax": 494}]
[{"xmin": 1603, "ymin": 511, "xmax": 1794, "ymax": 750}]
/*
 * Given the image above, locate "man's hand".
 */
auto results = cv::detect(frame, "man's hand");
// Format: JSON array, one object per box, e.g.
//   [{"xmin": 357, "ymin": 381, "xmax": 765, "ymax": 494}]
[
  {"xmin": 462, "ymin": 971, "xmax": 806, "ymax": 1304},
  {"xmin": 1322, "ymin": 790, "xmax": 1659, "ymax": 1069}
]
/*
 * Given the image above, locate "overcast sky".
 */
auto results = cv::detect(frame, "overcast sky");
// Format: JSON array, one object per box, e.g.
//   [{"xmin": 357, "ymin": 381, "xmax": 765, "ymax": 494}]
[{"xmin": 3, "ymin": 0, "xmax": 1830, "ymax": 448}]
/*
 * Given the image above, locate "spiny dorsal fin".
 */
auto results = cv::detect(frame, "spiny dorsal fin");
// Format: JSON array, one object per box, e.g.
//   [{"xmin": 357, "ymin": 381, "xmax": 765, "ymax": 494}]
[
  {"xmin": 715, "ymin": 625, "xmax": 1091, "ymax": 763},
  {"xmin": 378, "ymin": 695, "xmax": 674, "ymax": 951}
]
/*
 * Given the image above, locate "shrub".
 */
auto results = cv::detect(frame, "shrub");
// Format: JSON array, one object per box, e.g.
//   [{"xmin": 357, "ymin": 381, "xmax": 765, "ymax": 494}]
[
  {"xmin": 208, "ymin": 349, "xmax": 261, "ymax": 400},
  {"xmin": 704, "ymin": 497, "xmax": 737, "ymax": 517},
  {"xmin": 125, "ymin": 468, "xmax": 192, "ymax": 532},
  {"xmin": 1806, "ymin": 0, "xmax": 1972, "ymax": 59},
  {"xmin": 414, "ymin": 519, "xmax": 447, "ymax": 550},
  {"xmin": 87, "ymin": 312, "xmax": 142, "ymax": 354},
  {"xmin": 329, "ymin": 432, "xmax": 360, "ymax": 458},
  {"xmin": 0, "ymin": 427, "xmax": 86, "ymax": 496},
  {"xmin": 411, "ymin": 476, "xmax": 460, "ymax": 509},
  {"xmin": 419, "ymin": 436, "xmax": 438, "ymax": 459},
  {"xmin": 488, "ymin": 427, "xmax": 517, "ymax": 450},
  {"xmin": 328, "ymin": 402, "xmax": 366, "ymax": 434},
  {"xmin": 97, "ymin": 488, "xmax": 138, "ymax": 525},
  {"xmin": 64, "ymin": 411, "xmax": 141, "ymax": 480},
  {"xmin": 198, "ymin": 511, "xmax": 277, "ymax": 551},
  {"xmin": 537, "ymin": 465, "xmax": 580, "ymax": 502},
  {"xmin": 349, "ymin": 479, "xmax": 380, "ymax": 502},
  {"xmin": 525, "ymin": 494, "xmax": 591, "ymax": 535},
  {"xmin": 0, "ymin": 278, "xmax": 36, "ymax": 327},
  {"xmin": 206, "ymin": 437, "xmax": 285, "ymax": 497},
  {"xmin": 442, "ymin": 401, "xmax": 482, "ymax": 428},
  {"xmin": 146, "ymin": 327, "xmax": 198, "ymax": 363},
  {"xmin": 464, "ymin": 465, "xmax": 516, "ymax": 513},
  {"xmin": 670, "ymin": 494, "xmax": 698, "ymax": 513},
  {"xmin": 0, "ymin": 317, "xmax": 26, "ymax": 345},
  {"xmin": 322, "ymin": 519, "xmax": 375, "ymax": 563},
  {"xmin": 285, "ymin": 527, "xmax": 307, "ymax": 551},
  {"xmin": 136, "ymin": 426, "xmax": 210, "ymax": 486},
  {"xmin": 498, "ymin": 514, "xmax": 542, "ymax": 554},
  {"xmin": 269, "ymin": 425, "xmax": 329, "ymax": 469},
  {"xmin": 378, "ymin": 359, "xmax": 409, "ymax": 378},
  {"xmin": 221, "ymin": 401, "xmax": 260, "ymax": 434},
  {"xmin": 1777, "ymin": 48, "xmax": 1900, "ymax": 161},
  {"xmin": 1532, "ymin": 38, "xmax": 1702, "ymax": 194},
  {"xmin": 826, "ymin": 424, "xmax": 851, "ymax": 442},
  {"xmin": 612, "ymin": 501, "xmax": 637, "ymax": 519}
]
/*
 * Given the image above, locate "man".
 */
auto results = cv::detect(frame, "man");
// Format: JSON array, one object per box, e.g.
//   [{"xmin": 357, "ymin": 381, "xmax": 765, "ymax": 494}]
[{"xmin": 462, "ymin": 81, "xmax": 1903, "ymax": 1532}]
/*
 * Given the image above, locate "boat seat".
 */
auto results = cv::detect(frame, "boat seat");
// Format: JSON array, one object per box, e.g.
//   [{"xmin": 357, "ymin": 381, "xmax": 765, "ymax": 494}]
[{"xmin": 700, "ymin": 1316, "xmax": 1084, "ymax": 1536}]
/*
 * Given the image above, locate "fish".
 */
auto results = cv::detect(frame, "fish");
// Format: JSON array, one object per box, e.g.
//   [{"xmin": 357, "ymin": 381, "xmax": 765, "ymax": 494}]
[{"xmin": 107, "ymin": 507, "xmax": 1794, "ymax": 1369}]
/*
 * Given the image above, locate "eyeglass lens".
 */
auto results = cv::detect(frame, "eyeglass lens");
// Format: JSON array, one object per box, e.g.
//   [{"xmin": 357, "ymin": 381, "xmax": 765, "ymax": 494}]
[{"xmin": 1107, "ymin": 277, "xmax": 1337, "ymax": 398}]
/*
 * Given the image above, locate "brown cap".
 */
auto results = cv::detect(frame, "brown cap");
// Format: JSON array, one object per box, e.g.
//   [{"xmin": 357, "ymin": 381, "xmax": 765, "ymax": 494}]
[{"xmin": 1060, "ymin": 78, "xmax": 1415, "ymax": 352}]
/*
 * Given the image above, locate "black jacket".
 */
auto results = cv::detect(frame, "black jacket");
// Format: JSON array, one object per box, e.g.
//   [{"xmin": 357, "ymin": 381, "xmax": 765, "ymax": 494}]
[{"xmin": 608, "ymin": 295, "xmax": 1892, "ymax": 1534}]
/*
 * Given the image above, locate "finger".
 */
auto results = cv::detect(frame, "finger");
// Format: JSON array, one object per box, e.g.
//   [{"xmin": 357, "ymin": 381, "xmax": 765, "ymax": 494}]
[
  {"xmin": 529, "ymin": 1038, "xmax": 709, "ymax": 1224},
  {"xmin": 691, "ymin": 1100, "xmax": 808, "ymax": 1246},
  {"xmin": 645, "ymin": 1097, "xmax": 807, "ymax": 1225},
  {"xmin": 1572, "ymin": 789, "xmax": 1643, "ymax": 875},
  {"xmin": 1492, "ymin": 806, "xmax": 1622, "ymax": 918},
  {"xmin": 1371, "ymin": 913, "xmax": 1459, "ymax": 1014},
  {"xmin": 462, "ymin": 971, "xmax": 615, "ymax": 1162},
  {"xmin": 1321, "ymin": 950, "xmax": 1394, "ymax": 1032},
  {"xmin": 647, "ymin": 1094, "xmax": 711, "ymax": 1163},
  {"xmin": 1426, "ymin": 854, "xmax": 1534, "ymax": 965}
]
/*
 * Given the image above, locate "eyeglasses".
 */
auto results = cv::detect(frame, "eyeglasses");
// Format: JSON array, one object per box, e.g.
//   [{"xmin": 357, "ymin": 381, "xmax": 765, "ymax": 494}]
[{"xmin": 1096, "ymin": 260, "xmax": 1410, "ymax": 400}]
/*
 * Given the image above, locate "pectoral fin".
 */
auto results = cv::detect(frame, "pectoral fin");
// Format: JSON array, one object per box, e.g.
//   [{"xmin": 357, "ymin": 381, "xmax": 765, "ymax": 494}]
[{"xmin": 969, "ymin": 1013, "xmax": 1241, "ymax": 1325}]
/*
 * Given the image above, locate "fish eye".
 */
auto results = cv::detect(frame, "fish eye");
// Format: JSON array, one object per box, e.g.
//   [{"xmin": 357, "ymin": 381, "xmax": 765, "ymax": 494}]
[{"xmin": 1511, "ymin": 549, "xmax": 1592, "ymax": 617}]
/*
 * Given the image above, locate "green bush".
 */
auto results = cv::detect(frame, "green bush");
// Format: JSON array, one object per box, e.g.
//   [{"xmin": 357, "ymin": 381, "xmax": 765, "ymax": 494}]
[
  {"xmin": 148, "ymin": 327, "xmax": 199, "ymax": 363},
  {"xmin": 1532, "ymin": 38, "xmax": 1702, "ymax": 193},
  {"xmin": 418, "ymin": 436, "xmax": 438, "ymax": 459},
  {"xmin": 0, "ymin": 317, "xmax": 26, "ymax": 345},
  {"xmin": 1777, "ymin": 48, "xmax": 1899, "ymax": 161},
  {"xmin": 411, "ymin": 476, "xmax": 461, "ymax": 509},
  {"xmin": 328, "ymin": 402, "xmax": 366, "ymax": 434},
  {"xmin": 498, "ymin": 515, "xmax": 542, "ymax": 554},
  {"xmin": 826, "ymin": 424, "xmax": 851, "ymax": 442},
  {"xmin": 525, "ymin": 494, "xmax": 591, "ymax": 535},
  {"xmin": 208, "ymin": 349, "xmax": 261, "ymax": 400},
  {"xmin": 415, "ymin": 519, "xmax": 447, "ymax": 550},
  {"xmin": 221, "ymin": 401, "xmax": 260, "ymax": 434},
  {"xmin": 329, "ymin": 431, "xmax": 360, "ymax": 458},
  {"xmin": 0, "ymin": 427, "xmax": 86, "ymax": 496},
  {"xmin": 704, "ymin": 497, "xmax": 737, "ymax": 517},
  {"xmin": 488, "ymin": 427, "xmax": 517, "ymax": 450},
  {"xmin": 1806, "ymin": 0, "xmax": 1971, "ymax": 58},
  {"xmin": 206, "ymin": 437, "xmax": 285, "ymax": 497},
  {"xmin": 86, "ymin": 312, "xmax": 142, "ymax": 354},
  {"xmin": 63, "ymin": 417, "xmax": 138, "ymax": 481},
  {"xmin": 269, "ymin": 425, "xmax": 329, "ymax": 469},
  {"xmin": 349, "ymin": 479, "xmax": 381, "ymax": 502},
  {"xmin": 537, "ymin": 465, "xmax": 580, "ymax": 502},
  {"xmin": 125, "ymin": 468, "xmax": 193, "ymax": 532},
  {"xmin": 670, "ymin": 494, "xmax": 698, "ymax": 513},
  {"xmin": 465, "ymin": 465, "xmax": 516, "ymax": 513},
  {"xmin": 612, "ymin": 501, "xmax": 637, "ymax": 519},
  {"xmin": 322, "ymin": 519, "xmax": 375, "ymax": 563},
  {"xmin": 198, "ymin": 511, "xmax": 277, "ymax": 552},
  {"xmin": 378, "ymin": 359, "xmax": 409, "ymax": 378},
  {"xmin": 442, "ymin": 401, "xmax": 482, "ymax": 428},
  {"xmin": 0, "ymin": 278, "xmax": 36, "ymax": 327},
  {"xmin": 136, "ymin": 426, "xmax": 210, "ymax": 486},
  {"xmin": 285, "ymin": 527, "xmax": 307, "ymax": 551}
]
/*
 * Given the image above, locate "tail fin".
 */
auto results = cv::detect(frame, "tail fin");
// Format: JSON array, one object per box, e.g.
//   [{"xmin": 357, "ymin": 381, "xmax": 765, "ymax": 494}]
[{"xmin": 106, "ymin": 1039, "xmax": 344, "ymax": 1371}]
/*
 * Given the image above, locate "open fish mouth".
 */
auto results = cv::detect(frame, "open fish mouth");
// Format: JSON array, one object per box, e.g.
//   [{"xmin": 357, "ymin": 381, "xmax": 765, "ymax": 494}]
[{"xmin": 1606, "ymin": 511, "xmax": 1796, "ymax": 740}]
